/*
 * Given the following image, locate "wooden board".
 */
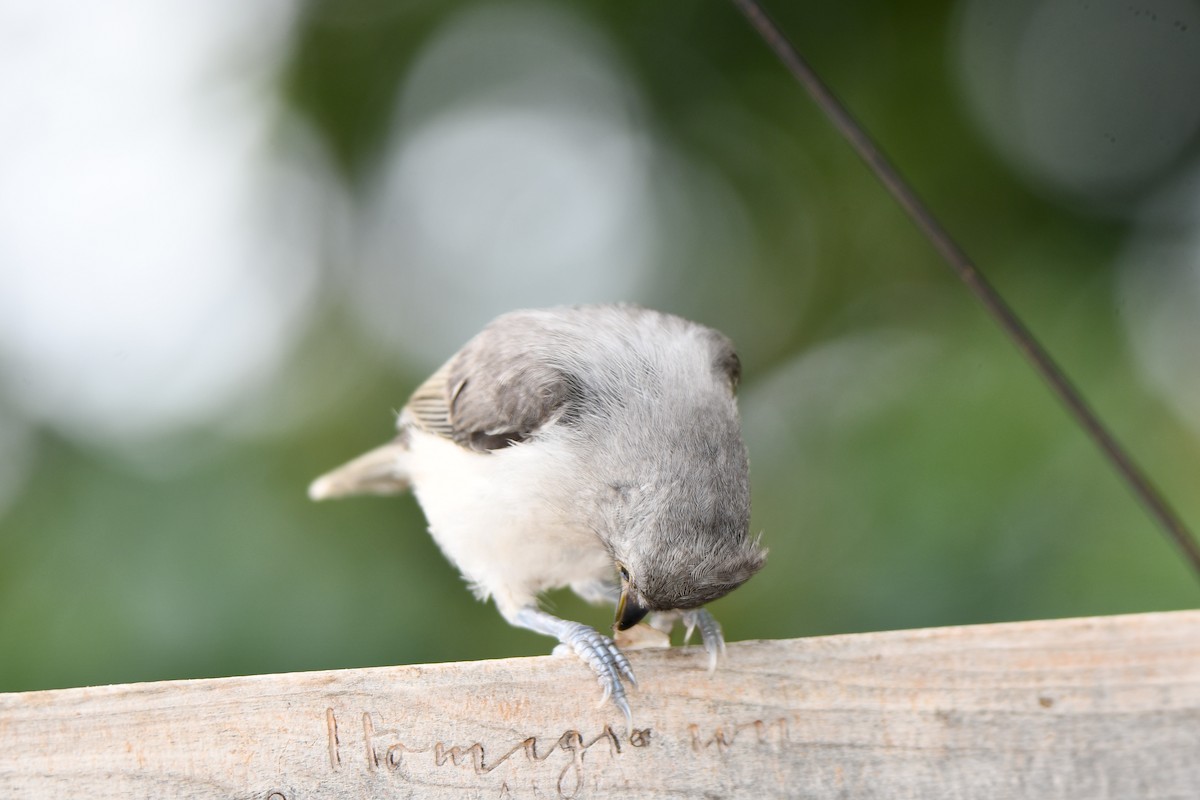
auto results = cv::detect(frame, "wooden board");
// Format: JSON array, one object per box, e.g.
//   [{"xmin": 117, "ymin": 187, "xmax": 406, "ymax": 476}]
[{"xmin": 2, "ymin": 609, "xmax": 1198, "ymax": 799}]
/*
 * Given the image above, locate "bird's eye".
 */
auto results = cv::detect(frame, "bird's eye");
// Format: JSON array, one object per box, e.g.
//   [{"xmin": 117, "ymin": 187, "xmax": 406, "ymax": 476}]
[
  {"xmin": 712, "ymin": 346, "xmax": 741, "ymax": 394},
  {"xmin": 618, "ymin": 564, "xmax": 631, "ymax": 582}
]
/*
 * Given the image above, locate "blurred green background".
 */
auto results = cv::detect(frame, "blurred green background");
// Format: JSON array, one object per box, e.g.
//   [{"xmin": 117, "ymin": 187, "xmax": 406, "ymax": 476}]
[{"xmin": 2, "ymin": 0, "xmax": 1199, "ymax": 693}]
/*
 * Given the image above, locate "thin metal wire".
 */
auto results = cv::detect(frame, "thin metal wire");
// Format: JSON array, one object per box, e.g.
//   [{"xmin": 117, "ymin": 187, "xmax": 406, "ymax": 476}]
[{"xmin": 730, "ymin": 0, "xmax": 1200, "ymax": 578}]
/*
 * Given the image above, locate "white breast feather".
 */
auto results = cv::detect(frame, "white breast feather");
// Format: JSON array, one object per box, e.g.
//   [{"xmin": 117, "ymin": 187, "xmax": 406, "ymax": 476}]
[{"xmin": 402, "ymin": 427, "xmax": 611, "ymax": 615}]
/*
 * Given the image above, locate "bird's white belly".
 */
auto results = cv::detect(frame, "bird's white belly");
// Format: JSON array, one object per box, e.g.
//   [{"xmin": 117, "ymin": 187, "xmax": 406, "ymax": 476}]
[{"xmin": 404, "ymin": 428, "xmax": 611, "ymax": 613}]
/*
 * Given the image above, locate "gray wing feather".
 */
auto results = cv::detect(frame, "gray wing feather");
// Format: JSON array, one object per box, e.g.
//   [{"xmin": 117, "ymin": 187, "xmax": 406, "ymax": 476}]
[
  {"xmin": 404, "ymin": 313, "xmax": 573, "ymax": 452},
  {"xmin": 405, "ymin": 362, "xmax": 457, "ymax": 439}
]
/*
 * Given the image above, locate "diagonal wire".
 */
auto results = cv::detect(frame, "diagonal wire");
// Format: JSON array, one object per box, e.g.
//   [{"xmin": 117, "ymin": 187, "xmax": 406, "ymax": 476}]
[{"xmin": 730, "ymin": 0, "xmax": 1200, "ymax": 579}]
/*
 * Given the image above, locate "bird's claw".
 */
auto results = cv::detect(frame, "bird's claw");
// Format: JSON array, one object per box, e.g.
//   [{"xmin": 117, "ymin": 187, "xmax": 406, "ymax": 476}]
[
  {"xmin": 561, "ymin": 621, "xmax": 636, "ymax": 731},
  {"xmin": 682, "ymin": 608, "xmax": 725, "ymax": 673}
]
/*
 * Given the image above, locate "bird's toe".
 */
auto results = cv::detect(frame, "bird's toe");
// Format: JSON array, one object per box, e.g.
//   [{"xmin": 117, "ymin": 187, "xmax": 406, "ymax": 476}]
[
  {"xmin": 683, "ymin": 609, "xmax": 726, "ymax": 673},
  {"xmin": 562, "ymin": 622, "xmax": 636, "ymax": 720}
]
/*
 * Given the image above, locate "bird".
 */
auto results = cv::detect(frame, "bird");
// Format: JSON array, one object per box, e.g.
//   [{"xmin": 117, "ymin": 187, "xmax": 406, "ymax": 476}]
[{"xmin": 308, "ymin": 304, "xmax": 765, "ymax": 725}]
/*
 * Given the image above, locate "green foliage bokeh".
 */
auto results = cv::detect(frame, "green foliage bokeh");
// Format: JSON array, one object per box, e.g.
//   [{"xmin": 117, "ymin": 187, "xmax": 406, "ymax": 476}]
[{"xmin": 1, "ymin": 0, "xmax": 1197, "ymax": 693}]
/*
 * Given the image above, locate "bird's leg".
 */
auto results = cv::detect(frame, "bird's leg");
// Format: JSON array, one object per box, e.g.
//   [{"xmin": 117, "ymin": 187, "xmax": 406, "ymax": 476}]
[
  {"xmin": 569, "ymin": 579, "xmax": 620, "ymax": 607},
  {"xmin": 646, "ymin": 610, "xmax": 680, "ymax": 635},
  {"xmin": 506, "ymin": 605, "xmax": 637, "ymax": 729}
]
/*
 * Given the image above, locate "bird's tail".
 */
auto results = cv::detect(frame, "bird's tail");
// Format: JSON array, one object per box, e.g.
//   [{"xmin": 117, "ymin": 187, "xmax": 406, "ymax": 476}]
[{"xmin": 308, "ymin": 435, "xmax": 411, "ymax": 500}]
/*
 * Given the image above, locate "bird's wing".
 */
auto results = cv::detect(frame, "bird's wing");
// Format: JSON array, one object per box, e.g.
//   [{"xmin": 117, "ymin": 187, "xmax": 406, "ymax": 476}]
[{"xmin": 404, "ymin": 313, "xmax": 574, "ymax": 452}]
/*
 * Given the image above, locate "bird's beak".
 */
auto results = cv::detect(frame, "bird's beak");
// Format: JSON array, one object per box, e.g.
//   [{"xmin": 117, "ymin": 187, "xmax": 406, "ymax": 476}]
[
  {"xmin": 308, "ymin": 439, "xmax": 409, "ymax": 501},
  {"xmin": 615, "ymin": 579, "xmax": 650, "ymax": 631}
]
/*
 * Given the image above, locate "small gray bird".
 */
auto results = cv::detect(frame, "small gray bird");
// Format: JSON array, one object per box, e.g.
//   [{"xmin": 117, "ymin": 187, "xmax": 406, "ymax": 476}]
[{"xmin": 309, "ymin": 304, "xmax": 765, "ymax": 723}]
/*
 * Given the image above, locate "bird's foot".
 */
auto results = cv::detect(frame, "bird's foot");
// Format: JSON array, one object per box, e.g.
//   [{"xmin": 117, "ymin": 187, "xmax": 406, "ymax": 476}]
[
  {"xmin": 511, "ymin": 607, "xmax": 637, "ymax": 730},
  {"xmin": 682, "ymin": 608, "xmax": 726, "ymax": 672},
  {"xmin": 649, "ymin": 608, "xmax": 725, "ymax": 672},
  {"xmin": 562, "ymin": 621, "xmax": 637, "ymax": 717}
]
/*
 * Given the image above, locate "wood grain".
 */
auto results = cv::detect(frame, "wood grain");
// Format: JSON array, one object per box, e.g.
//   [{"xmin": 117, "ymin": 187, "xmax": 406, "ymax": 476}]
[{"xmin": 2, "ymin": 610, "xmax": 1198, "ymax": 799}]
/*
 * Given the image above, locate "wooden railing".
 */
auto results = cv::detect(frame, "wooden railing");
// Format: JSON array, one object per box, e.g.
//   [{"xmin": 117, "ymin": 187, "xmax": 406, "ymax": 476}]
[{"xmin": 2, "ymin": 609, "xmax": 1198, "ymax": 798}]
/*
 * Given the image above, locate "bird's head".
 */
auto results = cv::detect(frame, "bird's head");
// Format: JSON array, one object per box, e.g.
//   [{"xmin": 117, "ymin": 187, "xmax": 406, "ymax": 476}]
[
  {"xmin": 613, "ymin": 520, "xmax": 766, "ymax": 630},
  {"xmin": 608, "ymin": 442, "xmax": 765, "ymax": 630},
  {"xmin": 579, "ymin": 319, "xmax": 765, "ymax": 630}
]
